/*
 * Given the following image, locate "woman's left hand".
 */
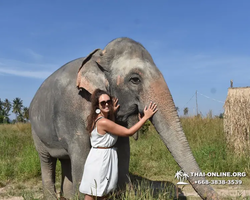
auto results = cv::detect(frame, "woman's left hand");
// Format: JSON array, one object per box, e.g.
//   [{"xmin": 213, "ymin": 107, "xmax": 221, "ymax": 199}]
[{"xmin": 113, "ymin": 97, "xmax": 120, "ymax": 113}]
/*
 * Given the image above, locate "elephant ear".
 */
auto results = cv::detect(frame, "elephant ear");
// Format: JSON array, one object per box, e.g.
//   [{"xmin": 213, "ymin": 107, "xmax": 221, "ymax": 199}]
[{"xmin": 76, "ymin": 49, "xmax": 109, "ymax": 94}]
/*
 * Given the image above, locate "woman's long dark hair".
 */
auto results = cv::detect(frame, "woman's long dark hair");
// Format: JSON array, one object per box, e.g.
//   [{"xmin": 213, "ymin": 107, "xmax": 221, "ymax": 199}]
[{"xmin": 86, "ymin": 89, "xmax": 114, "ymax": 134}]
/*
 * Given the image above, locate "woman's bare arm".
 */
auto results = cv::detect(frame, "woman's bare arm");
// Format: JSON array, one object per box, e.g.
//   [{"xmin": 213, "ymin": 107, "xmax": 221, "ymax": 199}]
[{"xmin": 98, "ymin": 102, "xmax": 157, "ymax": 137}]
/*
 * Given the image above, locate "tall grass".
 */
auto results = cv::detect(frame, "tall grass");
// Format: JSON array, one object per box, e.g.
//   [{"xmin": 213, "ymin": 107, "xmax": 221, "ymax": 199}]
[
  {"xmin": 130, "ymin": 117, "xmax": 250, "ymax": 180},
  {"xmin": 1, "ymin": 117, "xmax": 250, "ymax": 199},
  {"xmin": 0, "ymin": 123, "xmax": 41, "ymax": 182},
  {"xmin": 182, "ymin": 117, "xmax": 250, "ymax": 175}
]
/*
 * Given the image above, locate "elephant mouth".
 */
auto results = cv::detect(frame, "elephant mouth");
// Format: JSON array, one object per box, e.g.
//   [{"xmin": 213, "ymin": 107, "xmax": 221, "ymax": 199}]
[{"xmin": 116, "ymin": 104, "xmax": 138, "ymax": 126}]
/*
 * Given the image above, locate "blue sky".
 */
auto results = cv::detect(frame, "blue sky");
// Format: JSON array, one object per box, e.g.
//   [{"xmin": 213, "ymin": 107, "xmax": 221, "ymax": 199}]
[{"xmin": 1, "ymin": 1, "xmax": 250, "ymax": 118}]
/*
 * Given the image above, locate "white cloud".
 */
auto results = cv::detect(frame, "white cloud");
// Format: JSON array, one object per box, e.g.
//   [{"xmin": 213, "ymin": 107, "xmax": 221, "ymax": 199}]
[
  {"xmin": 25, "ymin": 48, "xmax": 43, "ymax": 60},
  {"xmin": 0, "ymin": 58, "xmax": 58, "ymax": 79},
  {"xmin": 0, "ymin": 68, "xmax": 52, "ymax": 79},
  {"xmin": 0, "ymin": 58, "xmax": 58, "ymax": 69}
]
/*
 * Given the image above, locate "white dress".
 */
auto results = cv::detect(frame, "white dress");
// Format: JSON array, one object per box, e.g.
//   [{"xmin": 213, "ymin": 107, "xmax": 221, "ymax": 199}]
[{"xmin": 79, "ymin": 117, "xmax": 118, "ymax": 197}]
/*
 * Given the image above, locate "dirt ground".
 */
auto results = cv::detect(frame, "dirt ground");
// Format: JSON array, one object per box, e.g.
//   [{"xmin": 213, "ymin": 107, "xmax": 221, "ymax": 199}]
[{"xmin": 181, "ymin": 184, "xmax": 250, "ymax": 199}]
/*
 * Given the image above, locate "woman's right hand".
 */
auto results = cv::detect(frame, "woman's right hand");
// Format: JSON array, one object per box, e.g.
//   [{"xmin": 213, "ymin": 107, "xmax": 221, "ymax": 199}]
[{"xmin": 143, "ymin": 102, "xmax": 158, "ymax": 119}]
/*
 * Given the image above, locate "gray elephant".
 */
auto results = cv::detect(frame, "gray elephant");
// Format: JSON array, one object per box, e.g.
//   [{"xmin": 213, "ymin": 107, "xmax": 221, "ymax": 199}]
[{"xmin": 29, "ymin": 37, "xmax": 219, "ymax": 199}]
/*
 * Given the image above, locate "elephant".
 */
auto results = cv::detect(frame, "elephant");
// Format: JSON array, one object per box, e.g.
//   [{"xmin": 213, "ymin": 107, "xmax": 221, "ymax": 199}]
[{"xmin": 29, "ymin": 37, "xmax": 219, "ymax": 199}]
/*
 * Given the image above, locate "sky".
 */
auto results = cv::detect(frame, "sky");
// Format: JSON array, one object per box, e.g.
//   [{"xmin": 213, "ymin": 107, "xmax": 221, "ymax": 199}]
[{"xmin": 1, "ymin": 1, "xmax": 250, "ymax": 118}]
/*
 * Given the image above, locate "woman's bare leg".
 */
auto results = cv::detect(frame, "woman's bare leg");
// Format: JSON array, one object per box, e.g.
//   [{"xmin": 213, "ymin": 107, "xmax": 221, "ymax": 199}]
[{"xmin": 84, "ymin": 194, "xmax": 94, "ymax": 200}]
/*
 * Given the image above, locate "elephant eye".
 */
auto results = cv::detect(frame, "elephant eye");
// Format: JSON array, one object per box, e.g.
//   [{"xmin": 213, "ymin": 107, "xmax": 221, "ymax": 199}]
[{"xmin": 130, "ymin": 77, "xmax": 141, "ymax": 84}]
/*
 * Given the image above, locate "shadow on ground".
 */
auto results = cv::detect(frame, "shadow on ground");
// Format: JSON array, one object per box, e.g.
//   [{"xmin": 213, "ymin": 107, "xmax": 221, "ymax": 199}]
[{"xmin": 125, "ymin": 173, "xmax": 188, "ymax": 200}]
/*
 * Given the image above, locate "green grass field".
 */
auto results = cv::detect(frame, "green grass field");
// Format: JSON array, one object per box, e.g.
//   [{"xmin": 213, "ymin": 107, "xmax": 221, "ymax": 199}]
[
  {"xmin": 0, "ymin": 117, "xmax": 250, "ymax": 199},
  {"xmin": 130, "ymin": 117, "xmax": 250, "ymax": 179}
]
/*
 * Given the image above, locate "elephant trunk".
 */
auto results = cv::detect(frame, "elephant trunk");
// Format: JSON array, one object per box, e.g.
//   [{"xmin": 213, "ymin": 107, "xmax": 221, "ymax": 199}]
[{"xmin": 143, "ymin": 74, "xmax": 219, "ymax": 200}]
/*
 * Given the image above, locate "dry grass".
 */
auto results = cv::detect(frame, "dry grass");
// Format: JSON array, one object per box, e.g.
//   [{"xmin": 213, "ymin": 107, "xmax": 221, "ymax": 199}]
[{"xmin": 224, "ymin": 87, "xmax": 250, "ymax": 155}]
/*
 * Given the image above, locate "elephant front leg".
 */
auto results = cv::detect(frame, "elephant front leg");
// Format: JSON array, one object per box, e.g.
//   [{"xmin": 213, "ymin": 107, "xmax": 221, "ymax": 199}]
[
  {"xmin": 69, "ymin": 137, "xmax": 90, "ymax": 199},
  {"xmin": 70, "ymin": 153, "xmax": 89, "ymax": 199},
  {"xmin": 116, "ymin": 137, "xmax": 130, "ymax": 190}
]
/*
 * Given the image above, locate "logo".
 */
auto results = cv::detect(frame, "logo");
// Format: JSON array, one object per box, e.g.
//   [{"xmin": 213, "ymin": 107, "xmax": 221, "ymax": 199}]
[{"xmin": 175, "ymin": 170, "xmax": 189, "ymax": 185}]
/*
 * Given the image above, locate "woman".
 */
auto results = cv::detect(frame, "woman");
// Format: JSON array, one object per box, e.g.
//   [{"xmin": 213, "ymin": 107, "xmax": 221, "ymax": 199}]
[{"xmin": 79, "ymin": 89, "xmax": 157, "ymax": 200}]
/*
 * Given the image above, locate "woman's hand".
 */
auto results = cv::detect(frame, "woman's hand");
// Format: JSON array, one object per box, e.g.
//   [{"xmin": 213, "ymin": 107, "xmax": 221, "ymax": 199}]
[
  {"xmin": 113, "ymin": 97, "xmax": 120, "ymax": 113},
  {"xmin": 138, "ymin": 112, "xmax": 142, "ymax": 121},
  {"xmin": 143, "ymin": 102, "xmax": 158, "ymax": 119}
]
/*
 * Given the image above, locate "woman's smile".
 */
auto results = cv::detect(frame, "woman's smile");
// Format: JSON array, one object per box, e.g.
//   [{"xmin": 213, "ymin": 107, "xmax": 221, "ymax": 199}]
[{"xmin": 99, "ymin": 94, "xmax": 112, "ymax": 114}]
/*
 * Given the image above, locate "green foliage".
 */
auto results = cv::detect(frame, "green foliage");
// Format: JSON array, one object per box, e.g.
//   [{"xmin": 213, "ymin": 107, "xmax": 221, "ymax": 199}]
[
  {"xmin": 219, "ymin": 113, "xmax": 224, "ymax": 119},
  {"xmin": 0, "ymin": 115, "xmax": 4, "ymax": 123},
  {"xmin": 130, "ymin": 125, "xmax": 178, "ymax": 180},
  {"xmin": 183, "ymin": 107, "xmax": 189, "ymax": 116},
  {"xmin": 0, "ymin": 97, "xmax": 29, "ymax": 123},
  {"xmin": 23, "ymin": 107, "xmax": 29, "ymax": 122},
  {"xmin": 139, "ymin": 120, "xmax": 151, "ymax": 134}
]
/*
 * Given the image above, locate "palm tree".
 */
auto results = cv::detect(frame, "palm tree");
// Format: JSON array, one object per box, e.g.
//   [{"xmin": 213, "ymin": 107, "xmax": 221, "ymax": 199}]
[
  {"xmin": 0, "ymin": 98, "xmax": 2, "ymax": 110},
  {"xmin": 23, "ymin": 107, "xmax": 29, "ymax": 122},
  {"xmin": 183, "ymin": 107, "xmax": 189, "ymax": 116},
  {"xmin": 3, "ymin": 99, "xmax": 12, "ymax": 123},
  {"xmin": 17, "ymin": 113, "xmax": 24, "ymax": 123},
  {"xmin": 0, "ymin": 99, "xmax": 3, "ymax": 123},
  {"xmin": 3, "ymin": 99, "xmax": 11, "ymax": 113},
  {"xmin": 12, "ymin": 98, "xmax": 23, "ymax": 122}
]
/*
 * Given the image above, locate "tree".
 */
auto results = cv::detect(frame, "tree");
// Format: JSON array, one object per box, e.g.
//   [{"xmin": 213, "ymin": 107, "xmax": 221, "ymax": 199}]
[
  {"xmin": 0, "ymin": 98, "xmax": 2, "ymax": 110},
  {"xmin": 12, "ymin": 98, "xmax": 23, "ymax": 122},
  {"xmin": 23, "ymin": 107, "xmax": 29, "ymax": 122},
  {"xmin": 3, "ymin": 99, "xmax": 11, "ymax": 113},
  {"xmin": 175, "ymin": 106, "xmax": 179, "ymax": 112},
  {"xmin": 0, "ymin": 99, "xmax": 3, "ymax": 123},
  {"xmin": 183, "ymin": 107, "xmax": 189, "ymax": 116},
  {"xmin": 219, "ymin": 113, "xmax": 224, "ymax": 119},
  {"xmin": 17, "ymin": 114, "xmax": 25, "ymax": 123},
  {"xmin": 2, "ymin": 99, "xmax": 12, "ymax": 123}
]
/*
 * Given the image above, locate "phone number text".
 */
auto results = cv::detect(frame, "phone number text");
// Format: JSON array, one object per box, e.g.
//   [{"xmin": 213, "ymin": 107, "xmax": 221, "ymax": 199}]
[{"xmin": 195, "ymin": 180, "xmax": 242, "ymax": 185}]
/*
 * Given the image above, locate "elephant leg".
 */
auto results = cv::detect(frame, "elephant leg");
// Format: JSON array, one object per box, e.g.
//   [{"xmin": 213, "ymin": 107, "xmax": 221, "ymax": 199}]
[
  {"xmin": 116, "ymin": 137, "xmax": 130, "ymax": 190},
  {"xmin": 69, "ymin": 137, "xmax": 90, "ymax": 198},
  {"xmin": 70, "ymin": 154, "xmax": 89, "ymax": 199},
  {"xmin": 39, "ymin": 153, "xmax": 57, "ymax": 199},
  {"xmin": 59, "ymin": 159, "xmax": 73, "ymax": 198}
]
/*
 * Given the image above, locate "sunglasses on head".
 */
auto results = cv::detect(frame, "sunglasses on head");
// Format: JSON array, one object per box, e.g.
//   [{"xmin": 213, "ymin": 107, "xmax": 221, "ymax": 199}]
[{"xmin": 99, "ymin": 99, "xmax": 112, "ymax": 107}]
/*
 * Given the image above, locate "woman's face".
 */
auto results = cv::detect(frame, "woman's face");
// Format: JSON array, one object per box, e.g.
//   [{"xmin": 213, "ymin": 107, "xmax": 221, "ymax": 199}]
[{"xmin": 98, "ymin": 94, "xmax": 112, "ymax": 114}]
